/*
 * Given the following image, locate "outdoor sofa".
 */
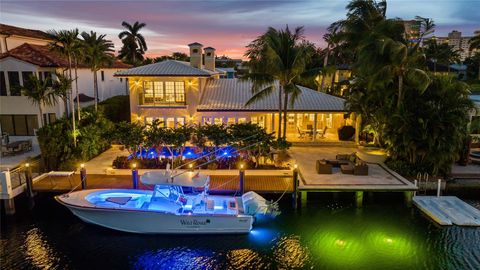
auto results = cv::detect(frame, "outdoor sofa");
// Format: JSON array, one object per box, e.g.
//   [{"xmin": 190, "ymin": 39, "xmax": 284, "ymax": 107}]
[{"xmin": 316, "ymin": 153, "xmax": 369, "ymax": 175}]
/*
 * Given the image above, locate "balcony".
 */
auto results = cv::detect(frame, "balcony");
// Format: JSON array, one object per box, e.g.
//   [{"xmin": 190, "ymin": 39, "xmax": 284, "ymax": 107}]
[{"xmin": 138, "ymin": 93, "xmax": 186, "ymax": 107}]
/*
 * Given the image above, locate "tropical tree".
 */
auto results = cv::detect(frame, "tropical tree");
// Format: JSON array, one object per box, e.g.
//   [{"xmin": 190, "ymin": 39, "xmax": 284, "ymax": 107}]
[
  {"xmin": 52, "ymin": 73, "xmax": 72, "ymax": 114},
  {"xmin": 81, "ymin": 31, "xmax": 114, "ymax": 110},
  {"xmin": 244, "ymin": 26, "xmax": 313, "ymax": 139},
  {"xmin": 112, "ymin": 121, "xmax": 144, "ymax": 155},
  {"xmin": 18, "ymin": 75, "xmax": 57, "ymax": 127},
  {"xmin": 118, "ymin": 21, "xmax": 147, "ymax": 65},
  {"xmin": 48, "ymin": 29, "xmax": 80, "ymax": 145},
  {"xmin": 383, "ymin": 75, "xmax": 475, "ymax": 176},
  {"xmin": 469, "ymin": 34, "xmax": 480, "ymax": 80}
]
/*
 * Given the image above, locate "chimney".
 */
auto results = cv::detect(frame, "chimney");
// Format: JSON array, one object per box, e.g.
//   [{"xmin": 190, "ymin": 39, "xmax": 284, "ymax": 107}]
[
  {"xmin": 204, "ymin": 47, "xmax": 216, "ymax": 71},
  {"xmin": 188, "ymin": 42, "xmax": 203, "ymax": 69}
]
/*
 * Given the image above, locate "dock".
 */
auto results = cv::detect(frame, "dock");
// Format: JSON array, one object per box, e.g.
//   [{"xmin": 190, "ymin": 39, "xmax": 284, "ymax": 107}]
[
  {"xmin": 289, "ymin": 146, "xmax": 417, "ymax": 208},
  {"xmin": 31, "ymin": 172, "xmax": 293, "ymax": 194},
  {"xmin": 413, "ymin": 196, "xmax": 480, "ymax": 226}
]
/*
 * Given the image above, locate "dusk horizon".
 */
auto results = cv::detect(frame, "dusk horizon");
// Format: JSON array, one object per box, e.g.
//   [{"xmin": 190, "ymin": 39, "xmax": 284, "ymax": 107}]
[{"xmin": 2, "ymin": 0, "xmax": 479, "ymax": 59}]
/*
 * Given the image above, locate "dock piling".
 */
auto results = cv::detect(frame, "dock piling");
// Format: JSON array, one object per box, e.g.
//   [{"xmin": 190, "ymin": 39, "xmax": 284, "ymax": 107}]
[
  {"xmin": 132, "ymin": 163, "xmax": 138, "ymax": 189},
  {"xmin": 437, "ymin": 179, "xmax": 441, "ymax": 197},
  {"xmin": 292, "ymin": 165, "xmax": 298, "ymax": 209},
  {"xmin": 24, "ymin": 163, "xmax": 34, "ymax": 199},
  {"xmin": 80, "ymin": 164, "xmax": 87, "ymax": 189},
  {"xmin": 355, "ymin": 191, "xmax": 363, "ymax": 208},
  {"xmin": 239, "ymin": 164, "xmax": 245, "ymax": 195},
  {"xmin": 404, "ymin": 191, "xmax": 413, "ymax": 207}
]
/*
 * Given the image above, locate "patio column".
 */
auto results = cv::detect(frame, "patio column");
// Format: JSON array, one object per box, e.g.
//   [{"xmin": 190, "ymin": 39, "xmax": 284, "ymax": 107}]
[
  {"xmin": 355, "ymin": 114, "xmax": 362, "ymax": 144},
  {"xmin": 271, "ymin": 113, "xmax": 275, "ymax": 137},
  {"xmin": 312, "ymin": 113, "xmax": 318, "ymax": 142}
]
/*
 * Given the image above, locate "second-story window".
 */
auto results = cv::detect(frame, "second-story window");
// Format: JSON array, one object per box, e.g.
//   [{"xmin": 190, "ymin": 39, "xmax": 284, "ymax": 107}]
[
  {"xmin": 142, "ymin": 81, "xmax": 185, "ymax": 105},
  {"xmin": 8, "ymin": 72, "xmax": 21, "ymax": 96},
  {"xmin": 0, "ymin": 72, "xmax": 6, "ymax": 96}
]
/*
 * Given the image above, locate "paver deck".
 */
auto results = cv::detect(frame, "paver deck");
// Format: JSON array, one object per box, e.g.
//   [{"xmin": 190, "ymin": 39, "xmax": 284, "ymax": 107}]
[
  {"xmin": 413, "ymin": 196, "xmax": 480, "ymax": 226},
  {"xmin": 289, "ymin": 146, "xmax": 417, "ymax": 191}
]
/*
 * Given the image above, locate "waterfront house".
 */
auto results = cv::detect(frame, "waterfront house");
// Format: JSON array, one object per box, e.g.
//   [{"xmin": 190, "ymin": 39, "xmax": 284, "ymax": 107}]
[
  {"xmin": 0, "ymin": 24, "xmax": 131, "ymax": 135},
  {"xmin": 115, "ymin": 42, "xmax": 353, "ymax": 142}
]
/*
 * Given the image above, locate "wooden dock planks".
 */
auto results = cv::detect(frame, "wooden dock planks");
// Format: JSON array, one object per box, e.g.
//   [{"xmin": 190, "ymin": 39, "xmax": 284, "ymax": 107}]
[
  {"xmin": 33, "ymin": 174, "xmax": 293, "ymax": 194},
  {"xmin": 413, "ymin": 196, "xmax": 480, "ymax": 226}
]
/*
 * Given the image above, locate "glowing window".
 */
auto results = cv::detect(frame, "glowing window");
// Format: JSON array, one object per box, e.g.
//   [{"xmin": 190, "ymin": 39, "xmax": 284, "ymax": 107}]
[
  {"xmin": 153, "ymin": 82, "xmax": 164, "ymax": 103},
  {"xmin": 166, "ymin": 117, "xmax": 175, "ymax": 128},
  {"xmin": 143, "ymin": 81, "xmax": 154, "ymax": 104},
  {"xmin": 175, "ymin": 82, "xmax": 185, "ymax": 102},
  {"xmin": 237, "ymin": 118, "xmax": 246, "ymax": 124},
  {"xmin": 227, "ymin": 118, "xmax": 235, "ymax": 125},
  {"xmin": 214, "ymin": 117, "xmax": 223, "ymax": 125},
  {"xmin": 165, "ymin": 82, "xmax": 175, "ymax": 102},
  {"xmin": 176, "ymin": 117, "xmax": 185, "ymax": 127}
]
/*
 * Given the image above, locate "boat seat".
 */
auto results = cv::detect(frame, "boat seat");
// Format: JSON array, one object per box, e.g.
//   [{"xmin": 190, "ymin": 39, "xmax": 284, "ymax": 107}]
[
  {"xmin": 207, "ymin": 199, "xmax": 214, "ymax": 210},
  {"xmin": 106, "ymin": 197, "xmax": 131, "ymax": 205}
]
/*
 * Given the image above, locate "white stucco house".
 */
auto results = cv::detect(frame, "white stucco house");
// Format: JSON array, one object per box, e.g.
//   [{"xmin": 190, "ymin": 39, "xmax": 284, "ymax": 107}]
[
  {"xmin": 0, "ymin": 23, "xmax": 131, "ymax": 136},
  {"xmin": 116, "ymin": 42, "xmax": 353, "ymax": 142}
]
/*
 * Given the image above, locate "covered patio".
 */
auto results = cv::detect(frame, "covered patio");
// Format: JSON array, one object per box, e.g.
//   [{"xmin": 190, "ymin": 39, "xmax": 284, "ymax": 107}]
[{"xmin": 197, "ymin": 80, "xmax": 354, "ymax": 143}]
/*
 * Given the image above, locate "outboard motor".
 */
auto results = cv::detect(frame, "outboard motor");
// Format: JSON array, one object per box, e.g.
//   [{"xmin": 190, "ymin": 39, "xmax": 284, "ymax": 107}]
[{"xmin": 242, "ymin": 191, "xmax": 280, "ymax": 217}]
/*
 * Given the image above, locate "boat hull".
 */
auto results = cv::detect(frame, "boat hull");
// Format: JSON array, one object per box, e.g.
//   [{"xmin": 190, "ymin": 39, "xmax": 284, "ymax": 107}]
[{"xmin": 55, "ymin": 192, "xmax": 253, "ymax": 234}]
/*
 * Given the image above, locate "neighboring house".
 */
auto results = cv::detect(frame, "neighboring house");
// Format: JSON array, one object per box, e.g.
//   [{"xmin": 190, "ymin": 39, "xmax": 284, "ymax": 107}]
[
  {"xmin": 116, "ymin": 42, "xmax": 352, "ymax": 142},
  {"xmin": 216, "ymin": 67, "xmax": 236, "ymax": 79},
  {"xmin": 0, "ymin": 23, "xmax": 131, "ymax": 136},
  {"xmin": 315, "ymin": 64, "xmax": 352, "ymax": 96},
  {"xmin": 426, "ymin": 61, "xmax": 468, "ymax": 79}
]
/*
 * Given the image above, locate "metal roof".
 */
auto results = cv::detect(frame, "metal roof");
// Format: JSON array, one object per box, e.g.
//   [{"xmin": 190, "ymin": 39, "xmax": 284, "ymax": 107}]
[
  {"xmin": 198, "ymin": 79, "xmax": 346, "ymax": 112},
  {"xmin": 114, "ymin": 60, "xmax": 215, "ymax": 77}
]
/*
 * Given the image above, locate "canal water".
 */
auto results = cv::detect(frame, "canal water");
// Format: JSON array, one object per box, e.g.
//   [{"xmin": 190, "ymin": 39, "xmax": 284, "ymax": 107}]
[{"xmin": 1, "ymin": 193, "xmax": 479, "ymax": 270}]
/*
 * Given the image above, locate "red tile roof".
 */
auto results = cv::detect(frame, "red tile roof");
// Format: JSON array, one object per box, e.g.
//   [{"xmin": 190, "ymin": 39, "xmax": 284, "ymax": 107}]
[
  {"xmin": 0, "ymin": 43, "xmax": 132, "ymax": 69},
  {"xmin": 0, "ymin": 23, "xmax": 51, "ymax": 40}
]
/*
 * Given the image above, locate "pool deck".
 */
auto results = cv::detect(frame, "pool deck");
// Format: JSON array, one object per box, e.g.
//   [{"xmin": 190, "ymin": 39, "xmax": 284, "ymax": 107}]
[{"xmin": 289, "ymin": 146, "xmax": 417, "ymax": 192}]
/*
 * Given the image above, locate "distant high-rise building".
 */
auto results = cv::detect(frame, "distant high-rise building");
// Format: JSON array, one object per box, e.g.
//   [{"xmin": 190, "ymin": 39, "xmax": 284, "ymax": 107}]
[
  {"xmin": 426, "ymin": 30, "xmax": 480, "ymax": 61},
  {"xmin": 403, "ymin": 20, "xmax": 421, "ymax": 43}
]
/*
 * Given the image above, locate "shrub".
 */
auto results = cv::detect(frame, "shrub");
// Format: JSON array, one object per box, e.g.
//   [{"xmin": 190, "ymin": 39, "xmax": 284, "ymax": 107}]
[{"xmin": 37, "ymin": 110, "xmax": 114, "ymax": 171}]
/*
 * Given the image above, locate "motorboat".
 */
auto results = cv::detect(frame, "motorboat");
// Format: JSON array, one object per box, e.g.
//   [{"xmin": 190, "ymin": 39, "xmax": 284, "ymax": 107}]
[{"xmin": 56, "ymin": 170, "xmax": 279, "ymax": 234}]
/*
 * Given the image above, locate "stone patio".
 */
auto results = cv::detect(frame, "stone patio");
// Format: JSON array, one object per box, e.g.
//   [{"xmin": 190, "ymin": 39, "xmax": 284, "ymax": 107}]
[{"xmin": 289, "ymin": 146, "xmax": 417, "ymax": 191}]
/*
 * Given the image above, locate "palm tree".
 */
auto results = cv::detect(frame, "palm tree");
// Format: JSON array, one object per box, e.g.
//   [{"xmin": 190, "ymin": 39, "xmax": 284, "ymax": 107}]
[
  {"xmin": 72, "ymin": 40, "xmax": 84, "ymax": 121},
  {"xmin": 81, "ymin": 31, "xmax": 114, "ymax": 111},
  {"xmin": 244, "ymin": 26, "xmax": 312, "ymax": 139},
  {"xmin": 118, "ymin": 21, "xmax": 147, "ymax": 65},
  {"xmin": 469, "ymin": 34, "xmax": 480, "ymax": 80},
  {"xmin": 49, "ymin": 29, "xmax": 79, "ymax": 146},
  {"xmin": 19, "ymin": 75, "xmax": 57, "ymax": 127},
  {"xmin": 320, "ymin": 28, "xmax": 342, "ymax": 91}
]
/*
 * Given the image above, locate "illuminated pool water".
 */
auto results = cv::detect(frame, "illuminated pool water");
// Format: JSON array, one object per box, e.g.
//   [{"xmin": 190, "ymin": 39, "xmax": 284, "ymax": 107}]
[{"xmin": 1, "ymin": 193, "xmax": 479, "ymax": 269}]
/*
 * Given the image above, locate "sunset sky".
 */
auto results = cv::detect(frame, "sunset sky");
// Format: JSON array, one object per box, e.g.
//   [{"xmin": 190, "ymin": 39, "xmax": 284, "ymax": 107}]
[{"xmin": 1, "ymin": 0, "xmax": 479, "ymax": 59}]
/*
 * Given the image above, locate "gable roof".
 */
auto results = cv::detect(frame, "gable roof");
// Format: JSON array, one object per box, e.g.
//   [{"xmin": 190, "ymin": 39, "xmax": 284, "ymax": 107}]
[
  {"xmin": 0, "ymin": 23, "xmax": 51, "ymax": 40},
  {"xmin": 74, "ymin": 93, "xmax": 96, "ymax": 102},
  {"xmin": 198, "ymin": 79, "xmax": 346, "ymax": 112},
  {"xmin": 114, "ymin": 60, "xmax": 216, "ymax": 77},
  {"xmin": 0, "ymin": 43, "xmax": 131, "ymax": 69}
]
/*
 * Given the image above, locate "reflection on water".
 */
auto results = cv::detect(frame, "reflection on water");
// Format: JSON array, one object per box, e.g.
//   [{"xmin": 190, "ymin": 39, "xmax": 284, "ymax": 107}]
[
  {"xmin": 24, "ymin": 228, "xmax": 63, "ymax": 269},
  {"xmin": 273, "ymin": 235, "xmax": 311, "ymax": 269},
  {"xmin": 1, "ymin": 195, "xmax": 480, "ymax": 269}
]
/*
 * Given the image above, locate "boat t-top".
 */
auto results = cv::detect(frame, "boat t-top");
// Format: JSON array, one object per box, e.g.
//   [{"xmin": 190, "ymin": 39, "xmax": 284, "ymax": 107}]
[{"xmin": 56, "ymin": 169, "xmax": 279, "ymax": 234}]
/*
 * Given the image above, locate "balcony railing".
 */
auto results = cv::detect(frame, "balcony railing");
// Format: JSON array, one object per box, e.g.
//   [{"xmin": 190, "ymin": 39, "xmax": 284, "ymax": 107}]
[{"xmin": 138, "ymin": 93, "xmax": 186, "ymax": 107}]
